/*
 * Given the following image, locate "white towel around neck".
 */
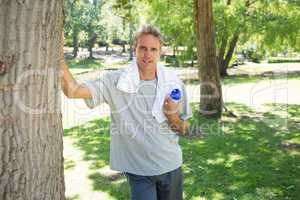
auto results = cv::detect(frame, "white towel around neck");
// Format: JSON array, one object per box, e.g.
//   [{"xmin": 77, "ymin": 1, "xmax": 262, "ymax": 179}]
[{"xmin": 116, "ymin": 58, "xmax": 192, "ymax": 123}]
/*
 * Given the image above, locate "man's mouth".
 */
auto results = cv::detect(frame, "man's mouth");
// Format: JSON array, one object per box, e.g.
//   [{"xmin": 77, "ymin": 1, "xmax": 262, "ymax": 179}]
[{"xmin": 143, "ymin": 59, "xmax": 152, "ymax": 64}]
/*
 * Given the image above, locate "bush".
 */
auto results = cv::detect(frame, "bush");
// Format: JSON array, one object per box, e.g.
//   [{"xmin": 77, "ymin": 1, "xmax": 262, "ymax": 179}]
[
  {"xmin": 164, "ymin": 56, "xmax": 180, "ymax": 67},
  {"xmin": 64, "ymin": 37, "xmax": 73, "ymax": 47},
  {"xmin": 242, "ymin": 48, "xmax": 263, "ymax": 63}
]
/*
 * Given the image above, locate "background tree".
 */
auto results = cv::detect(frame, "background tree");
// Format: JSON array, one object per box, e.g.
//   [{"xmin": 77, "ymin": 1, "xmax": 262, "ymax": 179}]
[
  {"xmin": 145, "ymin": 0, "xmax": 300, "ymax": 74},
  {"xmin": 146, "ymin": 0, "xmax": 196, "ymax": 66},
  {"xmin": 64, "ymin": 0, "xmax": 84, "ymax": 58},
  {"xmin": 0, "ymin": 1, "xmax": 65, "ymax": 199},
  {"xmin": 194, "ymin": 0, "xmax": 223, "ymax": 117},
  {"xmin": 214, "ymin": 0, "xmax": 300, "ymax": 76},
  {"xmin": 82, "ymin": 0, "xmax": 105, "ymax": 58},
  {"xmin": 64, "ymin": 0, "xmax": 105, "ymax": 58},
  {"xmin": 113, "ymin": 0, "xmax": 142, "ymax": 59}
]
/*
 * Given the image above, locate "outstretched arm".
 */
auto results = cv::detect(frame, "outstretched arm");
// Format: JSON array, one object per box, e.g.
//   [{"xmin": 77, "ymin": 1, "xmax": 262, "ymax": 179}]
[
  {"xmin": 59, "ymin": 60, "xmax": 92, "ymax": 99},
  {"xmin": 59, "ymin": 32, "xmax": 92, "ymax": 99}
]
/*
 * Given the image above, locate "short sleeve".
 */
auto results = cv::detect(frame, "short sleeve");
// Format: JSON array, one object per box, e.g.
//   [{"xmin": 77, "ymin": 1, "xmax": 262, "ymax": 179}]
[{"xmin": 82, "ymin": 74, "xmax": 110, "ymax": 109}]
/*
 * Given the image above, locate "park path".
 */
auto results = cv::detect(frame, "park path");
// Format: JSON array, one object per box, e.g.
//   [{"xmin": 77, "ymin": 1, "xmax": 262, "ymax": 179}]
[{"xmin": 63, "ymin": 61, "xmax": 300, "ymax": 199}]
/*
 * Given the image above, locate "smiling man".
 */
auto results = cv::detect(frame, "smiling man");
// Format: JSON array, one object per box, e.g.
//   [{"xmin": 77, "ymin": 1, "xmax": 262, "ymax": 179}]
[{"xmin": 60, "ymin": 25, "xmax": 192, "ymax": 200}]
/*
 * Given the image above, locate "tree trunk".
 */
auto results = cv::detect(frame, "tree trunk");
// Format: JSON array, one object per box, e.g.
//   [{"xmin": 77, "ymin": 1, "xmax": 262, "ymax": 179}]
[
  {"xmin": 122, "ymin": 43, "xmax": 126, "ymax": 53},
  {"xmin": 217, "ymin": 31, "xmax": 229, "ymax": 76},
  {"xmin": 88, "ymin": 33, "xmax": 97, "ymax": 59},
  {"xmin": 194, "ymin": 0, "xmax": 223, "ymax": 117},
  {"xmin": 219, "ymin": 60, "xmax": 228, "ymax": 77},
  {"xmin": 105, "ymin": 43, "xmax": 109, "ymax": 52},
  {"xmin": 0, "ymin": 1, "xmax": 65, "ymax": 199},
  {"xmin": 72, "ymin": 32, "xmax": 79, "ymax": 58}
]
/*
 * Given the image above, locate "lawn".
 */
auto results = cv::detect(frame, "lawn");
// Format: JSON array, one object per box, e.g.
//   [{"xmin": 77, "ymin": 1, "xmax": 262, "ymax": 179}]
[
  {"xmin": 64, "ymin": 103, "xmax": 300, "ymax": 200},
  {"xmin": 66, "ymin": 58, "xmax": 104, "ymax": 74},
  {"xmin": 65, "ymin": 58, "xmax": 129, "ymax": 75},
  {"xmin": 183, "ymin": 73, "xmax": 300, "ymax": 85}
]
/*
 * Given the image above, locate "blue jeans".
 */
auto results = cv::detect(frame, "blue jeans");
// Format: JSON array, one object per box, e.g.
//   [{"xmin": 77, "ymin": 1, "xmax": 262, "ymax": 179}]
[{"xmin": 126, "ymin": 167, "xmax": 183, "ymax": 200}]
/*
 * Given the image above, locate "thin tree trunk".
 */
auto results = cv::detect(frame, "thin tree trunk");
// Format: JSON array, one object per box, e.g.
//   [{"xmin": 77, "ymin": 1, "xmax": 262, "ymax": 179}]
[
  {"xmin": 122, "ymin": 43, "xmax": 126, "ymax": 53},
  {"xmin": 194, "ymin": 0, "xmax": 223, "ymax": 117},
  {"xmin": 218, "ymin": 33, "xmax": 229, "ymax": 77},
  {"xmin": 0, "ymin": 1, "xmax": 65, "ymax": 199},
  {"xmin": 88, "ymin": 33, "xmax": 97, "ymax": 59},
  {"xmin": 224, "ymin": 29, "xmax": 240, "ymax": 68},
  {"xmin": 106, "ymin": 43, "xmax": 109, "ymax": 52},
  {"xmin": 72, "ymin": 32, "xmax": 79, "ymax": 58}
]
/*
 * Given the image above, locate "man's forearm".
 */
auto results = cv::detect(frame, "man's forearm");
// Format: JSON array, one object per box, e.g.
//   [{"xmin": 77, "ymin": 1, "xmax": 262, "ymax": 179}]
[
  {"xmin": 165, "ymin": 113, "xmax": 189, "ymax": 135},
  {"xmin": 60, "ymin": 61, "xmax": 79, "ymax": 97},
  {"xmin": 59, "ymin": 60, "xmax": 92, "ymax": 99}
]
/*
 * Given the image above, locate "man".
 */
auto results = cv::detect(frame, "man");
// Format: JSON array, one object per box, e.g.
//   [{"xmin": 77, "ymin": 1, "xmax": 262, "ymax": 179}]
[{"xmin": 60, "ymin": 25, "xmax": 192, "ymax": 200}]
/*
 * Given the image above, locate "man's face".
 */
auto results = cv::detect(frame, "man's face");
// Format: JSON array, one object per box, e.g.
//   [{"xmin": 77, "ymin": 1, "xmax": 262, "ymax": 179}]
[{"xmin": 135, "ymin": 34, "xmax": 161, "ymax": 71}]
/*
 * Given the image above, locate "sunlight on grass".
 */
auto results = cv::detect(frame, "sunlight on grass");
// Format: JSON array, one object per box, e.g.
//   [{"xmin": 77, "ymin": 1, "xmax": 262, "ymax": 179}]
[
  {"xmin": 66, "ymin": 58, "xmax": 104, "ymax": 74},
  {"xmin": 64, "ymin": 103, "xmax": 300, "ymax": 200},
  {"xmin": 184, "ymin": 73, "xmax": 300, "ymax": 85},
  {"xmin": 64, "ymin": 159, "xmax": 76, "ymax": 170},
  {"xmin": 66, "ymin": 194, "xmax": 80, "ymax": 200}
]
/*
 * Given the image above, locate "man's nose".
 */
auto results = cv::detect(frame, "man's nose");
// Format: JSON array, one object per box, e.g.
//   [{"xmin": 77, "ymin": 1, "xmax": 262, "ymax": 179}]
[{"xmin": 144, "ymin": 49, "xmax": 150, "ymax": 57}]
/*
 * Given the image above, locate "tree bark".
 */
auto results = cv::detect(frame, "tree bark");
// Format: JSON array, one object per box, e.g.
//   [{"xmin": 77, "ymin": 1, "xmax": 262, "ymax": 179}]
[
  {"xmin": 0, "ymin": 1, "xmax": 65, "ymax": 199},
  {"xmin": 194, "ymin": 0, "xmax": 223, "ymax": 117}
]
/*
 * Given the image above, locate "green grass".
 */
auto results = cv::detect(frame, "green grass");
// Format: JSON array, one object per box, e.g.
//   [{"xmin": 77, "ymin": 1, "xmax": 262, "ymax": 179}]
[
  {"xmin": 64, "ymin": 103, "xmax": 300, "ymax": 200},
  {"xmin": 222, "ymin": 73, "xmax": 300, "ymax": 85},
  {"xmin": 184, "ymin": 73, "xmax": 300, "ymax": 85},
  {"xmin": 66, "ymin": 58, "xmax": 104, "ymax": 74},
  {"xmin": 64, "ymin": 159, "xmax": 76, "ymax": 170},
  {"xmin": 66, "ymin": 194, "xmax": 80, "ymax": 200}
]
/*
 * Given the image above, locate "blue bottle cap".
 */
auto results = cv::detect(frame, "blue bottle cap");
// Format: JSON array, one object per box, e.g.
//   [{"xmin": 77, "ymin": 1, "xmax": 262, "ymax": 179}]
[{"xmin": 170, "ymin": 89, "xmax": 181, "ymax": 101}]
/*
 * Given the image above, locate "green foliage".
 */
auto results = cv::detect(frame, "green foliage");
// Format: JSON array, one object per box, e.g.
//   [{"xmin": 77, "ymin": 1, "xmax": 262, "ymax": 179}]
[
  {"xmin": 64, "ymin": 0, "xmax": 106, "ymax": 49},
  {"xmin": 164, "ymin": 56, "xmax": 180, "ymax": 67},
  {"xmin": 63, "ymin": 0, "xmax": 300, "ymax": 66},
  {"xmin": 145, "ymin": 0, "xmax": 195, "ymax": 66},
  {"xmin": 64, "ymin": 0, "xmax": 85, "ymax": 45},
  {"xmin": 241, "ymin": 47, "xmax": 264, "ymax": 63}
]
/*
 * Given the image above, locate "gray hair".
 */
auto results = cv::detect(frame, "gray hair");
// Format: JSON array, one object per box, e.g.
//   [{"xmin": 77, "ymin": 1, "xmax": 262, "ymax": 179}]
[{"xmin": 133, "ymin": 24, "xmax": 163, "ymax": 49}]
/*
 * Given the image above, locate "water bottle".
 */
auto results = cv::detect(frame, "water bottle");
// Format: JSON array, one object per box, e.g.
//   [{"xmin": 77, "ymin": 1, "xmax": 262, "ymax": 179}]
[{"xmin": 170, "ymin": 88, "xmax": 181, "ymax": 103}]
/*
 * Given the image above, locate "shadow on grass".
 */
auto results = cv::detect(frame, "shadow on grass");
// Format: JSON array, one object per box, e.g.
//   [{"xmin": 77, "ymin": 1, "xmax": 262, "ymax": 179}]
[
  {"xmin": 182, "ymin": 103, "xmax": 300, "ymax": 200},
  {"xmin": 64, "ymin": 103, "xmax": 300, "ymax": 200},
  {"xmin": 64, "ymin": 118, "xmax": 130, "ymax": 199}
]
